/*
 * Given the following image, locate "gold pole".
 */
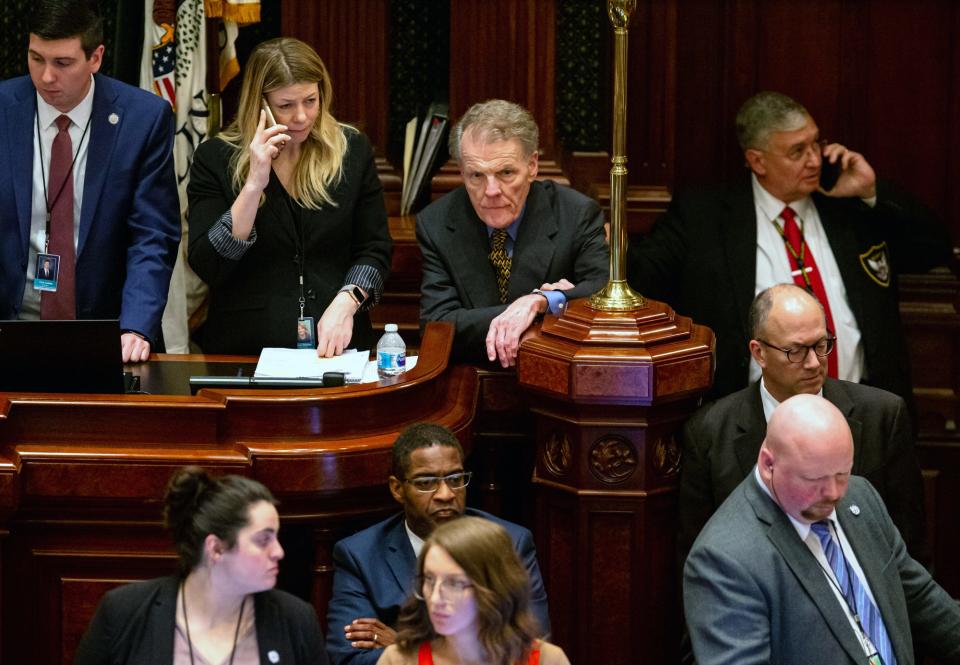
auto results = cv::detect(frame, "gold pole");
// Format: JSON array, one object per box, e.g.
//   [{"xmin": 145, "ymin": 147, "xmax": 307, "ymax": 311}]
[{"xmin": 588, "ymin": 0, "xmax": 644, "ymax": 311}]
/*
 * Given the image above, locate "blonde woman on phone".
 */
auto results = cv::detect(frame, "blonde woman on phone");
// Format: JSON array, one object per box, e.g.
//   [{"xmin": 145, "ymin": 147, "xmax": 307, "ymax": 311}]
[{"xmin": 188, "ymin": 37, "xmax": 391, "ymax": 356}]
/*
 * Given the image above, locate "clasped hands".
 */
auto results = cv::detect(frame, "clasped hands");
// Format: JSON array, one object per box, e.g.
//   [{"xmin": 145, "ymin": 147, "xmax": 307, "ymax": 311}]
[
  {"xmin": 485, "ymin": 278, "xmax": 574, "ymax": 368},
  {"xmin": 819, "ymin": 142, "xmax": 877, "ymax": 200}
]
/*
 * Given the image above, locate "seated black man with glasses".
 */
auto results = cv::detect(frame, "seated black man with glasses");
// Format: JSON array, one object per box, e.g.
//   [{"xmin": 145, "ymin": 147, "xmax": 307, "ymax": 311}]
[{"xmin": 325, "ymin": 423, "xmax": 551, "ymax": 665}]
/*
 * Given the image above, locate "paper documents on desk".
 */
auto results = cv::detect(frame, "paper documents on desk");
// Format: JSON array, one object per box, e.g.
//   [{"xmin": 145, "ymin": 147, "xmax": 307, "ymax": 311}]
[{"xmin": 254, "ymin": 348, "xmax": 369, "ymax": 383}]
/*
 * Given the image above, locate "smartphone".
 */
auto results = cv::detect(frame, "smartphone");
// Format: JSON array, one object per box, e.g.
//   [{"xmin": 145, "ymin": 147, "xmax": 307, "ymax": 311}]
[
  {"xmin": 261, "ymin": 96, "xmax": 278, "ymax": 127},
  {"xmin": 820, "ymin": 153, "xmax": 841, "ymax": 191}
]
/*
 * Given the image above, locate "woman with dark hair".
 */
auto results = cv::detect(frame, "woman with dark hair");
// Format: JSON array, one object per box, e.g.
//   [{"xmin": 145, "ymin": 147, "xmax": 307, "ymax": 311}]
[
  {"xmin": 377, "ymin": 517, "xmax": 568, "ymax": 665},
  {"xmin": 74, "ymin": 466, "xmax": 328, "ymax": 664},
  {"xmin": 188, "ymin": 37, "xmax": 391, "ymax": 356}
]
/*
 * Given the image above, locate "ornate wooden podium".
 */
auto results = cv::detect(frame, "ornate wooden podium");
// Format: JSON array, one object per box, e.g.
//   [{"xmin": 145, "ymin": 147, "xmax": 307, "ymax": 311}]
[{"xmin": 517, "ymin": 3, "xmax": 716, "ymax": 663}]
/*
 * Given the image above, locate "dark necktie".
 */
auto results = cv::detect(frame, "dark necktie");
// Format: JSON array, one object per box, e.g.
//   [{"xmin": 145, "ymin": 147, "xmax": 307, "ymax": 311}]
[
  {"xmin": 779, "ymin": 207, "xmax": 837, "ymax": 378},
  {"xmin": 811, "ymin": 520, "xmax": 897, "ymax": 665},
  {"xmin": 489, "ymin": 228, "xmax": 511, "ymax": 304},
  {"xmin": 41, "ymin": 114, "xmax": 77, "ymax": 320}
]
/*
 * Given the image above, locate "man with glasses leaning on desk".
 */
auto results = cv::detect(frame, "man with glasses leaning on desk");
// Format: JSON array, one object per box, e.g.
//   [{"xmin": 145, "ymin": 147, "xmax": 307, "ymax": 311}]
[{"xmin": 325, "ymin": 423, "xmax": 550, "ymax": 665}]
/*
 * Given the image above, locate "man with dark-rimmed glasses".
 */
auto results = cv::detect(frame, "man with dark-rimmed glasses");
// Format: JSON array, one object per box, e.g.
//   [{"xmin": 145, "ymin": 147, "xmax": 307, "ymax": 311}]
[
  {"xmin": 678, "ymin": 283, "xmax": 927, "ymax": 565},
  {"xmin": 326, "ymin": 422, "xmax": 550, "ymax": 665}
]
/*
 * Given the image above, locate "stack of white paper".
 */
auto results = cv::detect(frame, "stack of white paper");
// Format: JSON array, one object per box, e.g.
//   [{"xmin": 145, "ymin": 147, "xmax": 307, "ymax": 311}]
[{"xmin": 254, "ymin": 348, "xmax": 370, "ymax": 383}]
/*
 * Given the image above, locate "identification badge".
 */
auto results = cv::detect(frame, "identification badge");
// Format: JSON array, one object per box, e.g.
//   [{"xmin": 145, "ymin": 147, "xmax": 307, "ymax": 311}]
[
  {"xmin": 33, "ymin": 253, "xmax": 60, "ymax": 292},
  {"xmin": 296, "ymin": 316, "xmax": 316, "ymax": 348}
]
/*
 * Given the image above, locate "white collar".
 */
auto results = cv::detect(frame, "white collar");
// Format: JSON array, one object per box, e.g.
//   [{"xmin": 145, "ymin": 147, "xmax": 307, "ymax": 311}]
[
  {"xmin": 404, "ymin": 520, "xmax": 425, "ymax": 559},
  {"xmin": 36, "ymin": 74, "xmax": 96, "ymax": 132},
  {"xmin": 751, "ymin": 172, "xmax": 816, "ymax": 226},
  {"xmin": 758, "ymin": 378, "xmax": 824, "ymax": 423}
]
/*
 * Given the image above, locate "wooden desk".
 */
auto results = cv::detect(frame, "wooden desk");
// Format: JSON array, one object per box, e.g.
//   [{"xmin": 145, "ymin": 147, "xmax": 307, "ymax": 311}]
[{"xmin": 0, "ymin": 322, "xmax": 477, "ymax": 665}]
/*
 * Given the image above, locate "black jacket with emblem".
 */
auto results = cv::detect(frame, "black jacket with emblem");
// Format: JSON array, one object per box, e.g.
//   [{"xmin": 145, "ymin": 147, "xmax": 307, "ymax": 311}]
[{"xmin": 627, "ymin": 176, "xmax": 950, "ymax": 401}]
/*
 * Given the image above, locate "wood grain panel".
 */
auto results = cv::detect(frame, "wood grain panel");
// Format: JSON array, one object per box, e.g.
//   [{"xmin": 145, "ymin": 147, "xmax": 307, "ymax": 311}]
[
  {"xmin": 448, "ymin": 0, "xmax": 557, "ymax": 155},
  {"xmin": 280, "ymin": 0, "xmax": 390, "ymax": 152}
]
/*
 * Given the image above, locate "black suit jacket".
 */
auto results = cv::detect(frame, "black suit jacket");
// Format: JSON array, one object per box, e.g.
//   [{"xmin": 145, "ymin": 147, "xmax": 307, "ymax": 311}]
[
  {"xmin": 73, "ymin": 576, "xmax": 328, "ymax": 665},
  {"xmin": 417, "ymin": 180, "xmax": 609, "ymax": 362},
  {"xmin": 627, "ymin": 176, "xmax": 950, "ymax": 400},
  {"xmin": 678, "ymin": 378, "xmax": 927, "ymax": 564},
  {"xmin": 684, "ymin": 476, "xmax": 960, "ymax": 665},
  {"xmin": 187, "ymin": 130, "xmax": 392, "ymax": 354}
]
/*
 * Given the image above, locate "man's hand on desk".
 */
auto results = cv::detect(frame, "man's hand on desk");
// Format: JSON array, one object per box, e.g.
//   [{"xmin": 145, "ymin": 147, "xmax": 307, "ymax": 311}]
[
  {"xmin": 486, "ymin": 293, "xmax": 547, "ymax": 368},
  {"xmin": 345, "ymin": 617, "xmax": 396, "ymax": 650},
  {"xmin": 121, "ymin": 332, "xmax": 151, "ymax": 363}
]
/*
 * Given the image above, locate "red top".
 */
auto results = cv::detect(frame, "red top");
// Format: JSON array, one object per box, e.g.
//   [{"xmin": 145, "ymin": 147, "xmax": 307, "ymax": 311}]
[{"xmin": 416, "ymin": 641, "xmax": 541, "ymax": 664}]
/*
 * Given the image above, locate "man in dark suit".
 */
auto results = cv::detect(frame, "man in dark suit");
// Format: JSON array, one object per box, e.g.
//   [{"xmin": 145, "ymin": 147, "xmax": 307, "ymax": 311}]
[
  {"xmin": 628, "ymin": 91, "xmax": 949, "ymax": 401},
  {"xmin": 679, "ymin": 284, "xmax": 926, "ymax": 563},
  {"xmin": 417, "ymin": 99, "xmax": 608, "ymax": 367},
  {"xmin": 326, "ymin": 423, "xmax": 550, "ymax": 665},
  {"xmin": 0, "ymin": 0, "xmax": 179, "ymax": 361},
  {"xmin": 684, "ymin": 394, "xmax": 960, "ymax": 665}
]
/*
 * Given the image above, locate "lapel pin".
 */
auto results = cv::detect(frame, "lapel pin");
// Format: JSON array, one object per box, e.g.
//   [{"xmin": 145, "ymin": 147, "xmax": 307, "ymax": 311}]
[
  {"xmin": 108, "ymin": 113, "xmax": 119, "ymax": 125},
  {"xmin": 268, "ymin": 650, "xmax": 280, "ymax": 663},
  {"xmin": 849, "ymin": 505, "xmax": 861, "ymax": 516}
]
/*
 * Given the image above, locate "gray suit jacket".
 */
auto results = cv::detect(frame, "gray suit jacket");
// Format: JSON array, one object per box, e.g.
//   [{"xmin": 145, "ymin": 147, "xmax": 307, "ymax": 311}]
[
  {"xmin": 684, "ymin": 475, "xmax": 960, "ymax": 665},
  {"xmin": 678, "ymin": 379, "xmax": 927, "ymax": 564},
  {"xmin": 416, "ymin": 180, "xmax": 609, "ymax": 362}
]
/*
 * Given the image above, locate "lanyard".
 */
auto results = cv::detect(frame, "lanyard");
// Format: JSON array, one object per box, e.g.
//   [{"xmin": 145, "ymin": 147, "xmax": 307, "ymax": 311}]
[
  {"xmin": 280, "ymin": 187, "xmax": 308, "ymax": 319},
  {"xmin": 770, "ymin": 215, "xmax": 815, "ymax": 291},
  {"xmin": 35, "ymin": 108, "xmax": 91, "ymax": 252},
  {"xmin": 181, "ymin": 579, "xmax": 246, "ymax": 665},
  {"xmin": 813, "ymin": 521, "xmax": 880, "ymax": 658}
]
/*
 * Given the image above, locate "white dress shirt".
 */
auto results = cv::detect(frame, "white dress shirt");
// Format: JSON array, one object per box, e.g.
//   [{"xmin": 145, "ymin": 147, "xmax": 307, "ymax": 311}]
[
  {"xmin": 749, "ymin": 174, "xmax": 865, "ymax": 385},
  {"xmin": 21, "ymin": 77, "xmax": 95, "ymax": 319}
]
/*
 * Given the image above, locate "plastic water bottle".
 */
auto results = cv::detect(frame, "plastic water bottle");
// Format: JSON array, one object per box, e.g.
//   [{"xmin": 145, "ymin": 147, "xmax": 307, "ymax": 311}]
[{"xmin": 377, "ymin": 323, "xmax": 406, "ymax": 378}]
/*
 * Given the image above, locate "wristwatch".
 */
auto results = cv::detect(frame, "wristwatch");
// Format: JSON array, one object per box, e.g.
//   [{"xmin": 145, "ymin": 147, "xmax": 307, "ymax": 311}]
[{"xmin": 338, "ymin": 285, "xmax": 368, "ymax": 307}]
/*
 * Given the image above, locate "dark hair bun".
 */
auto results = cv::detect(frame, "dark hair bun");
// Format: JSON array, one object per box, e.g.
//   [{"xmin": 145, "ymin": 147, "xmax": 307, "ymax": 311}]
[{"xmin": 163, "ymin": 466, "xmax": 213, "ymax": 533}]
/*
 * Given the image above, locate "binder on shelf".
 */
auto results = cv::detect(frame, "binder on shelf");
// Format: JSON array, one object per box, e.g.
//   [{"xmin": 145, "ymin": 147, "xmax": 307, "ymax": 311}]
[{"xmin": 400, "ymin": 102, "xmax": 449, "ymax": 215}]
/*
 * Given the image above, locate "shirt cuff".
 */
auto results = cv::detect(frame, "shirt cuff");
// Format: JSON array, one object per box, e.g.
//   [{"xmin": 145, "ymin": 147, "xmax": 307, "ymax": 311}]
[
  {"xmin": 542, "ymin": 289, "xmax": 567, "ymax": 316},
  {"xmin": 861, "ymin": 195, "xmax": 878, "ymax": 208},
  {"xmin": 207, "ymin": 208, "xmax": 257, "ymax": 260},
  {"xmin": 344, "ymin": 264, "xmax": 385, "ymax": 311}
]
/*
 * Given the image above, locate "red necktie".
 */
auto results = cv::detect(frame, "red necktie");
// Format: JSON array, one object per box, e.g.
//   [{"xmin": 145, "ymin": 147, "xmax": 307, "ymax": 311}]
[
  {"xmin": 41, "ymin": 114, "xmax": 76, "ymax": 320},
  {"xmin": 780, "ymin": 207, "xmax": 837, "ymax": 378}
]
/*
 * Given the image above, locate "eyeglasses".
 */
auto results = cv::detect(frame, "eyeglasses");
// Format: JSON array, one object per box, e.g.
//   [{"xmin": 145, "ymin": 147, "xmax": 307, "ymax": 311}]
[
  {"xmin": 761, "ymin": 138, "xmax": 828, "ymax": 163},
  {"xmin": 404, "ymin": 471, "xmax": 472, "ymax": 494},
  {"xmin": 757, "ymin": 337, "xmax": 836, "ymax": 363},
  {"xmin": 414, "ymin": 574, "xmax": 475, "ymax": 602}
]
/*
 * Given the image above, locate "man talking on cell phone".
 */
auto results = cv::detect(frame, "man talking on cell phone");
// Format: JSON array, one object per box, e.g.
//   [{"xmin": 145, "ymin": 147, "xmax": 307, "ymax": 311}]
[
  {"xmin": 627, "ymin": 91, "xmax": 950, "ymax": 404},
  {"xmin": 0, "ymin": 0, "xmax": 179, "ymax": 362}
]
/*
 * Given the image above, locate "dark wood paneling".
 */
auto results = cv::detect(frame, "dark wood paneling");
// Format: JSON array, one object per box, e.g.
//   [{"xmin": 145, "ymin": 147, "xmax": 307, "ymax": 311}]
[
  {"xmin": 280, "ymin": 0, "xmax": 390, "ymax": 153},
  {"xmin": 448, "ymin": 0, "xmax": 558, "ymax": 156}
]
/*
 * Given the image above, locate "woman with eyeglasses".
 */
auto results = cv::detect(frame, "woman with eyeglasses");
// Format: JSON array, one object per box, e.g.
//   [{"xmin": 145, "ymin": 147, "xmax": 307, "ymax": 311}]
[
  {"xmin": 74, "ymin": 466, "xmax": 329, "ymax": 664},
  {"xmin": 376, "ymin": 516, "xmax": 569, "ymax": 665}
]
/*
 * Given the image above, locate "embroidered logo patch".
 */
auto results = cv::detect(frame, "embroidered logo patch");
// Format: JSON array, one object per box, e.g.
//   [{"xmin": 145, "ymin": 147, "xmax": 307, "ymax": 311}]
[{"xmin": 859, "ymin": 242, "xmax": 890, "ymax": 287}]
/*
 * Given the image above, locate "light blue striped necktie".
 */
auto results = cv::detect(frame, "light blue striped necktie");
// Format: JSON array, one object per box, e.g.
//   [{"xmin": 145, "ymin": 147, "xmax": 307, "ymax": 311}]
[{"xmin": 811, "ymin": 520, "xmax": 897, "ymax": 665}]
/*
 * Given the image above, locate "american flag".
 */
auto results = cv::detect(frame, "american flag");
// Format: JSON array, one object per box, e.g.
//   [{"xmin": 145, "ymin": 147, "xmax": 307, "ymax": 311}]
[{"xmin": 151, "ymin": 36, "xmax": 177, "ymax": 108}]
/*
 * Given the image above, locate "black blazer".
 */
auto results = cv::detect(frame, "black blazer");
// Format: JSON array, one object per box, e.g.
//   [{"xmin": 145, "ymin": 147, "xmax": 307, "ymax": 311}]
[
  {"xmin": 678, "ymin": 379, "xmax": 927, "ymax": 564},
  {"xmin": 187, "ymin": 130, "xmax": 392, "ymax": 354},
  {"xmin": 73, "ymin": 576, "xmax": 328, "ymax": 665},
  {"xmin": 416, "ymin": 180, "xmax": 609, "ymax": 362},
  {"xmin": 627, "ymin": 176, "xmax": 950, "ymax": 401}
]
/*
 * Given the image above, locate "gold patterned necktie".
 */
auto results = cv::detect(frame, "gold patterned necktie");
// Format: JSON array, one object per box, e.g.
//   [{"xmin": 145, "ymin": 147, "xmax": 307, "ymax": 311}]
[{"xmin": 489, "ymin": 228, "xmax": 511, "ymax": 303}]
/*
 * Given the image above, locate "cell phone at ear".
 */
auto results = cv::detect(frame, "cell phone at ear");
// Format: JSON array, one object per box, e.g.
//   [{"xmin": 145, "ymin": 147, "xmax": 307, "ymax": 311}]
[
  {"xmin": 820, "ymin": 154, "xmax": 841, "ymax": 191},
  {"xmin": 261, "ymin": 97, "xmax": 278, "ymax": 127}
]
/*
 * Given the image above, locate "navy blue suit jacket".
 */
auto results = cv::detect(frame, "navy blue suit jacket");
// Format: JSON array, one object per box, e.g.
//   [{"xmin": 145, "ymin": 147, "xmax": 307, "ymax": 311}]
[
  {"xmin": 0, "ymin": 74, "xmax": 180, "ymax": 342},
  {"xmin": 325, "ymin": 509, "xmax": 551, "ymax": 665}
]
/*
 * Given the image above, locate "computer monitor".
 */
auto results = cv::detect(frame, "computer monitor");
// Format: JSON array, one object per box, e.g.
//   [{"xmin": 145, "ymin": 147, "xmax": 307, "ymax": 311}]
[{"xmin": 0, "ymin": 319, "xmax": 126, "ymax": 394}]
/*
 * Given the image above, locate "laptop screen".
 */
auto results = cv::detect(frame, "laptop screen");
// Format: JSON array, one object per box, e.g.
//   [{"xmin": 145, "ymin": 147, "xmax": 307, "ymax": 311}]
[{"xmin": 0, "ymin": 319, "xmax": 125, "ymax": 394}]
